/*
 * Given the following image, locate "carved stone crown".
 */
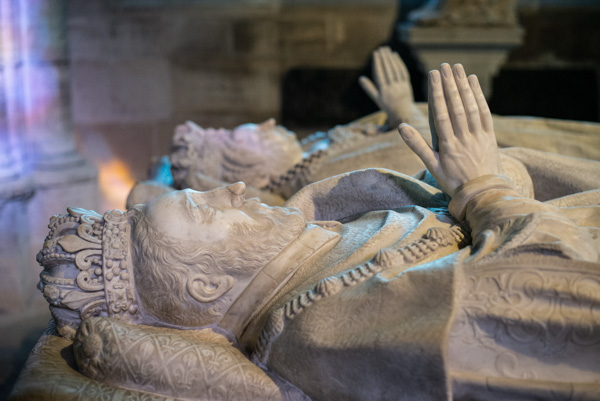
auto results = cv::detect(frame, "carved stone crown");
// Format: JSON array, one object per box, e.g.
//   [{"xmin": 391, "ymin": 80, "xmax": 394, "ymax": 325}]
[{"xmin": 37, "ymin": 207, "xmax": 139, "ymax": 339}]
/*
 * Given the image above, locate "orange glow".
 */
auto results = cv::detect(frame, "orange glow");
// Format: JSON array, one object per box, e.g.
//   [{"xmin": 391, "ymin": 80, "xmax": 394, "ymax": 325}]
[{"xmin": 98, "ymin": 159, "xmax": 136, "ymax": 211}]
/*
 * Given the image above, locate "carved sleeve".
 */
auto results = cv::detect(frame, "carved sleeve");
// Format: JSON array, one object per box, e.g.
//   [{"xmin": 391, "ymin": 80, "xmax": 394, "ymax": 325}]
[{"xmin": 449, "ymin": 175, "xmax": 597, "ymax": 262}]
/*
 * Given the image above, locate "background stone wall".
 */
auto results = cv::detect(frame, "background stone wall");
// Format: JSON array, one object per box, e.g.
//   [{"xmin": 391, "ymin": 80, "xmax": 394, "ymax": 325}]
[
  {"xmin": 2, "ymin": 0, "xmax": 600, "ymax": 399},
  {"xmin": 68, "ymin": 0, "xmax": 600, "ymax": 213},
  {"xmin": 489, "ymin": 2, "xmax": 600, "ymax": 122},
  {"xmin": 68, "ymin": 0, "xmax": 398, "ymax": 211}
]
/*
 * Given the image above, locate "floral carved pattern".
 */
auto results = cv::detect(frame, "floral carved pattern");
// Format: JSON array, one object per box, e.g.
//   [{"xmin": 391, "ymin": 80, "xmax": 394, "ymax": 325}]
[
  {"xmin": 10, "ymin": 321, "xmax": 177, "ymax": 401},
  {"xmin": 72, "ymin": 317, "xmax": 284, "ymax": 401},
  {"xmin": 449, "ymin": 260, "xmax": 600, "ymax": 382}
]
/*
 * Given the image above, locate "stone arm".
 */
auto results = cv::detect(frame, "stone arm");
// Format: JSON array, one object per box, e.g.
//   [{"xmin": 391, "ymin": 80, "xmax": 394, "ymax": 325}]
[
  {"xmin": 399, "ymin": 63, "xmax": 597, "ymax": 262},
  {"xmin": 359, "ymin": 47, "xmax": 427, "ymax": 129},
  {"xmin": 451, "ymin": 175, "xmax": 597, "ymax": 261}
]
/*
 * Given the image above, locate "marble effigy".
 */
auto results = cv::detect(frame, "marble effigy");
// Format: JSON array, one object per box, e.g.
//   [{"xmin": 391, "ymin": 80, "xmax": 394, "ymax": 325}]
[
  {"xmin": 0, "ymin": 2, "xmax": 99, "ymax": 394},
  {"xmin": 127, "ymin": 47, "xmax": 431, "ymax": 207},
  {"xmin": 12, "ymin": 63, "xmax": 600, "ymax": 401},
  {"xmin": 127, "ymin": 47, "xmax": 600, "ymax": 208}
]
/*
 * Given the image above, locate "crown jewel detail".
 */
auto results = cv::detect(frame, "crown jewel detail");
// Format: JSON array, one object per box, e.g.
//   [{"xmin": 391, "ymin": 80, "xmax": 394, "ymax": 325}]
[{"xmin": 37, "ymin": 207, "xmax": 138, "ymax": 339}]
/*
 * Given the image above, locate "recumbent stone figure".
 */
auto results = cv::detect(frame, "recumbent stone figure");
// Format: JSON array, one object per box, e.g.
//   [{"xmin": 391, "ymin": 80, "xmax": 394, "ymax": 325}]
[
  {"xmin": 31, "ymin": 64, "xmax": 600, "ymax": 401},
  {"xmin": 128, "ymin": 47, "xmax": 431, "ymax": 207},
  {"xmin": 129, "ymin": 47, "xmax": 600, "ymax": 208}
]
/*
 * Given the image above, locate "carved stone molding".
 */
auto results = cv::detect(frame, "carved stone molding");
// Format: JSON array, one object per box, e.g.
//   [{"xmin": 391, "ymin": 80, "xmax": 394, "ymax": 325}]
[{"xmin": 399, "ymin": 24, "xmax": 523, "ymax": 98}]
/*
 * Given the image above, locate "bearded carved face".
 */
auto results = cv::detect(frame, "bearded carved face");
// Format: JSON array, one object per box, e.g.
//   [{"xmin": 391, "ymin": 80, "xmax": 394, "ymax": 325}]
[
  {"xmin": 132, "ymin": 182, "xmax": 306, "ymax": 328},
  {"xmin": 170, "ymin": 119, "xmax": 303, "ymax": 189}
]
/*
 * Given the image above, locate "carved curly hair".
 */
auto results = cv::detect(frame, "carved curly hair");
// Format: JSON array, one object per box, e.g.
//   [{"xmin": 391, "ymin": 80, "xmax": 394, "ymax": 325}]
[{"xmin": 129, "ymin": 203, "xmax": 306, "ymax": 328}]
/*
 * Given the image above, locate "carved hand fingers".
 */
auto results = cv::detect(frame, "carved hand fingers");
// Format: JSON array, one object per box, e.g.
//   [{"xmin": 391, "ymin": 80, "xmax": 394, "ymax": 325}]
[
  {"xmin": 440, "ymin": 63, "xmax": 469, "ymax": 138},
  {"xmin": 453, "ymin": 65, "xmax": 481, "ymax": 134},
  {"xmin": 359, "ymin": 76, "xmax": 382, "ymax": 109},
  {"xmin": 399, "ymin": 123, "xmax": 439, "ymax": 173},
  {"xmin": 392, "ymin": 49, "xmax": 409, "ymax": 82},
  {"xmin": 468, "ymin": 74, "xmax": 493, "ymax": 134},
  {"xmin": 409, "ymin": 64, "xmax": 502, "ymax": 197},
  {"xmin": 375, "ymin": 47, "xmax": 410, "ymax": 86},
  {"xmin": 432, "ymin": 64, "xmax": 493, "ymax": 142},
  {"xmin": 380, "ymin": 47, "xmax": 398, "ymax": 84},
  {"xmin": 362, "ymin": 47, "xmax": 419, "ymax": 127},
  {"xmin": 428, "ymin": 70, "xmax": 449, "ymax": 150},
  {"xmin": 373, "ymin": 47, "xmax": 388, "ymax": 88}
]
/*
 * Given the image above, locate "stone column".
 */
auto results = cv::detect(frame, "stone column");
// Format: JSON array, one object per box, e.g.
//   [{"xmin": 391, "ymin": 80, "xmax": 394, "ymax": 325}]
[
  {"xmin": 21, "ymin": 0, "xmax": 98, "ymax": 310},
  {"xmin": 0, "ymin": 0, "xmax": 35, "ymax": 314},
  {"xmin": 398, "ymin": 0, "xmax": 523, "ymax": 98}
]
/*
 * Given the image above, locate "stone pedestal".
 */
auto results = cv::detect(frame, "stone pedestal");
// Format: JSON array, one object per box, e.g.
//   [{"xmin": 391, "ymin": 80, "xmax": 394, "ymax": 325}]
[
  {"xmin": 0, "ymin": 177, "xmax": 34, "ymax": 313},
  {"xmin": 399, "ymin": 24, "xmax": 523, "ymax": 98},
  {"xmin": 21, "ymin": 0, "xmax": 99, "ymax": 294},
  {"xmin": 0, "ymin": 0, "xmax": 35, "ymax": 315},
  {"xmin": 0, "ymin": 1, "xmax": 97, "ymax": 395},
  {"xmin": 0, "ymin": 0, "xmax": 98, "ymax": 317}
]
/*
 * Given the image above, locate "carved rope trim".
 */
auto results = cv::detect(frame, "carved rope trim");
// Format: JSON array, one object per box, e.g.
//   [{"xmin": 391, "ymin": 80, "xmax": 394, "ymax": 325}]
[
  {"xmin": 262, "ymin": 150, "xmax": 327, "ymax": 193},
  {"xmin": 251, "ymin": 224, "xmax": 469, "ymax": 367}
]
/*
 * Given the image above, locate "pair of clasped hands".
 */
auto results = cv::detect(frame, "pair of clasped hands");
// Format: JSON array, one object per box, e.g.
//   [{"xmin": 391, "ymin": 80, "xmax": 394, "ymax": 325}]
[
  {"xmin": 400, "ymin": 63, "xmax": 502, "ymax": 198},
  {"xmin": 361, "ymin": 48, "xmax": 502, "ymax": 199}
]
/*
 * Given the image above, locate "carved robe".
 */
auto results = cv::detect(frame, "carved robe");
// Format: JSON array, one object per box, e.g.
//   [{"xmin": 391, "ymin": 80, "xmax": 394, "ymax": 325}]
[
  {"xmin": 13, "ymin": 167, "xmax": 600, "ymax": 401},
  {"xmin": 249, "ymin": 169, "xmax": 600, "ymax": 401}
]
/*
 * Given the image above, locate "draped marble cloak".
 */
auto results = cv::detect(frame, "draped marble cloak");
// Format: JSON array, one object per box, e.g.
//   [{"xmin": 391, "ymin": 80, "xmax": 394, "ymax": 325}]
[
  {"xmin": 246, "ymin": 168, "xmax": 600, "ymax": 401},
  {"xmin": 14, "ymin": 165, "xmax": 599, "ymax": 401}
]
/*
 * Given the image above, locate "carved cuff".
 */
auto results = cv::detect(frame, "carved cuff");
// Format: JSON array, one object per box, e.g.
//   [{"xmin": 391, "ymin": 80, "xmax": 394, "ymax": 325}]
[{"xmin": 448, "ymin": 175, "xmax": 517, "ymax": 221}]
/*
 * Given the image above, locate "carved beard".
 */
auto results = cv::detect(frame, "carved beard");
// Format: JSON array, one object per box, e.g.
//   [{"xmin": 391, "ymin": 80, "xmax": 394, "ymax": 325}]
[
  {"xmin": 239, "ymin": 198, "xmax": 305, "ymax": 227},
  {"xmin": 132, "ymin": 200, "xmax": 307, "ymax": 328},
  {"xmin": 225, "ymin": 200, "xmax": 307, "ymax": 270}
]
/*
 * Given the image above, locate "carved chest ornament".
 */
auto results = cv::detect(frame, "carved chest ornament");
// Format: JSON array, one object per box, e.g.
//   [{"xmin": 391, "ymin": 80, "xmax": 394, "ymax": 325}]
[
  {"xmin": 252, "ymin": 224, "xmax": 470, "ymax": 366},
  {"xmin": 37, "ymin": 207, "xmax": 139, "ymax": 339}
]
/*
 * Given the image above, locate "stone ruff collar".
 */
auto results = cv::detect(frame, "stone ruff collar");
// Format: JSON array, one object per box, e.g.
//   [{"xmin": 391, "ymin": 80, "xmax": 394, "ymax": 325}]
[{"xmin": 219, "ymin": 223, "xmax": 341, "ymax": 339}]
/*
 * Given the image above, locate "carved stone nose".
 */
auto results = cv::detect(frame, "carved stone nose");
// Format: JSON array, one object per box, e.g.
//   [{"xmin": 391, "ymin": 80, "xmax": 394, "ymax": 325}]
[{"xmin": 228, "ymin": 182, "xmax": 246, "ymax": 195}]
